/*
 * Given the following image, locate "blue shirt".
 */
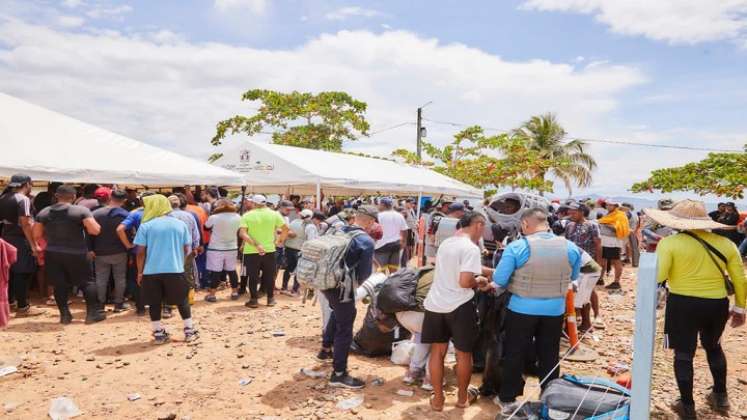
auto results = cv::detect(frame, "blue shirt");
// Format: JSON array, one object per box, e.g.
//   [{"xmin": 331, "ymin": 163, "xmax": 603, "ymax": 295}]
[
  {"xmin": 493, "ymin": 232, "xmax": 582, "ymax": 316},
  {"xmin": 169, "ymin": 209, "xmax": 200, "ymax": 250},
  {"xmin": 342, "ymin": 225, "xmax": 375, "ymax": 285},
  {"xmin": 133, "ymin": 216, "xmax": 191, "ymax": 275},
  {"xmin": 121, "ymin": 208, "xmax": 143, "ymax": 231}
]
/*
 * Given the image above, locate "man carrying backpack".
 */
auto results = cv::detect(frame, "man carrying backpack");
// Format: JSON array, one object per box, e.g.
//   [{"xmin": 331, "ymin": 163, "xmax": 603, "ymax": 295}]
[{"xmin": 315, "ymin": 205, "xmax": 376, "ymax": 389}]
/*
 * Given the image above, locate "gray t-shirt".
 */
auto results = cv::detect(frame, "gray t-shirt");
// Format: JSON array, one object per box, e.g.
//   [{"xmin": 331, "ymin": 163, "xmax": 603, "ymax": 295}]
[
  {"xmin": 205, "ymin": 212, "xmax": 241, "ymax": 251},
  {"xmin": 36, "ymin": 203, "xmax": 92, "ymax": 254}
]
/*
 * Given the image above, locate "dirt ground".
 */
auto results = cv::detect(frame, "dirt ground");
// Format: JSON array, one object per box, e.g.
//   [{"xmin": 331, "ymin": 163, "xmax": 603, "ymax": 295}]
[{"xmin": 1, "ymin": 266, "xmax": 746, "ymax": 420}]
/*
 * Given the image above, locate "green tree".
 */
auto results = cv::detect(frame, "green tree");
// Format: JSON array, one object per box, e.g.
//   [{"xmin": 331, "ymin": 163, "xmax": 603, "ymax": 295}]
[
  {"xmin": 512, "ymin": 113, "xmax": 596, "ymax": 194},
  {"xmin": 631, "ymin": 145, "xmax": 747, "ymax": 199},
  {"xmin": 392, "ymin": 126, "xmax": 556, "ymax": 193},
  {"xmin": 212, "ymin": 89, "xmax": 370, "ymax": 151}
]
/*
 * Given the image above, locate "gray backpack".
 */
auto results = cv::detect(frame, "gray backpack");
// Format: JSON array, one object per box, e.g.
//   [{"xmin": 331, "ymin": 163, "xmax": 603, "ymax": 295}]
[{"xmin": 296, "ymin": 230, "xmax": 364, "ymax": 290}]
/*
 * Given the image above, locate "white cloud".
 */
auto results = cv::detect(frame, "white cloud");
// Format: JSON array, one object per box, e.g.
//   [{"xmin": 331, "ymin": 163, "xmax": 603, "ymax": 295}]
[
  {"xmin": 0, "ymin": 19, "xmax": 651, "ymax": 193},
  {"xmin": 325, "ymin": 6, "xmax": 382, "ymax": 21},
  {"xmin": 85, "ymin": 4, "xmax": 132, "ymax": 20},
  {"xmin": 214, "ymin": 0, "xmax": 267, "ymax": 15},
  {"xmin": 56, "ymin": 15, "xmax": 85, "ymax": 28},
  {"xmin": 61, "ymin": 0, "xmax": 84, "ymax": 8},
  {"xmin": 522, "ymin": 0, "xmax": 747, "ymax": 45}
]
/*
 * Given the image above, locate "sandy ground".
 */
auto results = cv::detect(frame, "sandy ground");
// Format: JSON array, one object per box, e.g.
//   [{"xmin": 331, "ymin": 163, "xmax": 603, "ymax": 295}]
[{"xmin": 1, "ymin": 266, "xmax": 746, "ymax": 419}]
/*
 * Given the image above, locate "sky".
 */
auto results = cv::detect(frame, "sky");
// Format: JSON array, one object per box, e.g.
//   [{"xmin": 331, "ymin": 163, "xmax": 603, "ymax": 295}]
[{"xmin": 0, "ymin": 0, "xmax": 745, "ymax": 200}]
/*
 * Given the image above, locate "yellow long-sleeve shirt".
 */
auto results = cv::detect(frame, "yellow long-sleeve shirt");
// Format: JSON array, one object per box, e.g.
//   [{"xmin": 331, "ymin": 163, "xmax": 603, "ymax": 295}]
[{"xmin": 656, "ymin": 230, "xmax": 746, "ymax": 309}]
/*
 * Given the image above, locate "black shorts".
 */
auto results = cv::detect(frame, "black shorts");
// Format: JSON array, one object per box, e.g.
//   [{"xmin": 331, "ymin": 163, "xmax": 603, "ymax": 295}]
[
  {"xmin": 664, "ymin": 293, "xmax": 729, "ymax": 353},
  {"xmin": 422, "ymin": 300, "xmax": 478, "ymax": 352},
  {"xmin": 142, "ymin": 273, "xmax": 189, "ymax": 307},
  {"xmin": 602, "ymin": 246, "xmax": 621, "ymax": 260}
]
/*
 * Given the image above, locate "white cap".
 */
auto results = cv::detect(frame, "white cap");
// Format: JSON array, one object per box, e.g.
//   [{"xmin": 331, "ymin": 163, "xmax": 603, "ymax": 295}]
[
  {"xmin": 300, "ymin": 209, "xmax": 313, "ymax": 219},
  {"xmin": 251, "ymin": 194, "xmax": 267, "ymax": 204}
]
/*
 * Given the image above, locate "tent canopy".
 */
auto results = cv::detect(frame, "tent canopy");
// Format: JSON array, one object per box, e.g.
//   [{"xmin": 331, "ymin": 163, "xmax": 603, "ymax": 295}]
[
  {"xmin": 214, "ymin": 141, "xmax": 483, "ymax": 198},
  {"xmin": 0, "ymin": 93, "xmax": 245, "ymax": 186}
]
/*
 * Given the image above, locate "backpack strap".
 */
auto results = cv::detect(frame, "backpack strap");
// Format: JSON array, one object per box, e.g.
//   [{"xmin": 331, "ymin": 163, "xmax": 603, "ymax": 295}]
[{"xmin": 681, "ymin": 231, "xmax": 733, "ymax": 294}]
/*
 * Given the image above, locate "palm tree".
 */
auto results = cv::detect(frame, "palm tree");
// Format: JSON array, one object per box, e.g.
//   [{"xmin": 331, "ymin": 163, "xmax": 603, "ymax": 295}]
[{"xmin": 512, "ymin": 113, "xmax": 596, "ymax": 195}]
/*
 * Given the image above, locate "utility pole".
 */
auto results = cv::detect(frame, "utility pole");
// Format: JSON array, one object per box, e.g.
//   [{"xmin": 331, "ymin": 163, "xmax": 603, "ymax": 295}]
[
  {"xmin": 416, "ymin": 107, "xmax": 423, "ymax": 161},
  {"xmin": 416, "ymin": 101, "xmax": 432, "ymax": 162}
]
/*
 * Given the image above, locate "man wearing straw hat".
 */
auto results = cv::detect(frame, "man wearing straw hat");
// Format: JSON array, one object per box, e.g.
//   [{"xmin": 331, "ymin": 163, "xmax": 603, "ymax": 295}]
[{"xmin": 646, "ymin": 199, "xmax": 745, "ymax": 419}]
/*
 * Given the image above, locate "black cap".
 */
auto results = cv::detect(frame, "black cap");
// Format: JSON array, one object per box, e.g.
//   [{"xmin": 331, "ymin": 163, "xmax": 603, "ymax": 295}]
[{"xmin": 8, "ymin": 174, "xmax": 31, "ymax": 188}]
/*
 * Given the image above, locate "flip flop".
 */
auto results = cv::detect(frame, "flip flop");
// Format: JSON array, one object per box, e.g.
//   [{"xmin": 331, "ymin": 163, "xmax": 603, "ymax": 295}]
[
  {"xmin": 455, "ymin": 386, "xmax": 479, "ymax": 408},
  {"xmin": 429, "ymin": 394, "xmax": 444, "ymax": 412}
]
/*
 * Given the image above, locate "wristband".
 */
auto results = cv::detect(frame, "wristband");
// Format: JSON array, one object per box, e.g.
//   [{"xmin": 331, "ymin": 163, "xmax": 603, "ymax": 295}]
[{"xmin": 731, "ymin": 306, "xmax": 745, "ymax": 315}]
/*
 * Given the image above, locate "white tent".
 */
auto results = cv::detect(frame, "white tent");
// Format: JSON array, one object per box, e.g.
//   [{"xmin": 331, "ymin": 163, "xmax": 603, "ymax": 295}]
[
  {"xmin": 0, "ymin": 93, "xmax": 245, "ymax": 186},
  {"xmin": 213, "ymin": 141, "xmax": 483, "ymax": 198}
]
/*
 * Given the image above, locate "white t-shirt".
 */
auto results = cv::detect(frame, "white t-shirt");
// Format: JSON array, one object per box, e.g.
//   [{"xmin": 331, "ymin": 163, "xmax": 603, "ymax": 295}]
[
  {"xmin": 424, "ymin": 235, "xmax": 482, "ymax": 313},
  {"xmin": 205, "ymin": 212, "xmax": 241, "ymax": 250},
  {"xmin": 375, "ymin": 209, "xmax": 408, "ymax": 249}
]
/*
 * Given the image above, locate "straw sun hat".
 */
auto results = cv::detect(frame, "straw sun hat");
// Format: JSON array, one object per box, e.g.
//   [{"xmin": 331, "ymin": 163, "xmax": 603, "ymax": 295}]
[{"xmin": 643, "ymin": 199, "xmax": 731, "ymax": 231}]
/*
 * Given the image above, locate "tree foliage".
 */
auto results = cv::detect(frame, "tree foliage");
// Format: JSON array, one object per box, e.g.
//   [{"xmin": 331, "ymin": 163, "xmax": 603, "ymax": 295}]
[
  {"xmin": 512, "ymin": 113, "xmax": 596, "ymax": 194},
  {"xmin": 631, "ymin": 145, "xmax": 747, "ymax": 199},
  {"xmin": 212, "ymin": 89, "xmax": 370, "ymax": 152},
  {"xmin": 392, "ymin": 126, "xmax": 559, "ymax": 194}
]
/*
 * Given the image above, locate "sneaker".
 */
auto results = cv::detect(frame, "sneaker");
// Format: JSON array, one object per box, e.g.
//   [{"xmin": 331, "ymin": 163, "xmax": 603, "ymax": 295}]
[
  {"xmin": 706, "ymin": 391, "xmax": 730, "ymax": 413},
  {"xmin": 205, "ymin": 295, "xmax": 217, "ymax": 303},
  {"xmin": 136, "ymin": 308, "xmax": 146, "ymax": 316},
  {"xmin": 184, "ymin": 327, "xmax": 200, "ymax": 343},
  {"xmin": 499, "ymin": 401, "xmax": 522, "ymax": 419},
  {"xmin": 162, "ymin": 307, "xmax": 173, "ymax": 319},
  {"xmin": 605, "ymin": 282, "xmax": 622, "ymax": 290},
  {"xmin": 267, "ymin": 298, "xmax": 277, "ymax": 307},
  {"xmin": 328, "ymin": 372, "xmax": 365, "ymax": 389},
  {"xmin": 153, "ymin": 329, "xmax": 170, "ymax": 345},
  {"xmin": 113, "ymin": 302, "xmax": 130, "ymax": 313},
  {"xmin": 244, "ymin": 299, "xmax": 259, "ymax": 308},
  {"xmin": 421, "ymin": 381, "xmax": 434, "ymax": 391},
  {"xmin": 230, "ymin": 292, "xmax": 239, "ymax": 301},
  {"xmin": 85, "ymin": 311, "xmax": 106, "ymax": 324},
  {"xmin": 316, "ymin": 349, "xmax": 333, "ymax": 362},
  {"xmin": 15, "ymin": 305, "xmax": 45, "ymax": 317},
  {"xmin": 403, "ymin": 368, "xmax": 424, "ymax": 385}
]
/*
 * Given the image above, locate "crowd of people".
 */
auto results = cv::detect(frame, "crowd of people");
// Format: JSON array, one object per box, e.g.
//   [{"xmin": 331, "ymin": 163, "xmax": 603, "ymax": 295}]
[{"xmin": 1, "ymin": 172, "xmax": 745, "ymax": 419}]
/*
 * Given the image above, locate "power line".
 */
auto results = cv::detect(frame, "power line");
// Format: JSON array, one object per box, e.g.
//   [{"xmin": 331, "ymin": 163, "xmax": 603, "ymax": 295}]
[
  {"xmin": 369, "ymin": 121, "xmax": 414, "ymax": 136},
  {"xmin": 422, "ymin": 117, "xmax": 741, "ymax": 153}
]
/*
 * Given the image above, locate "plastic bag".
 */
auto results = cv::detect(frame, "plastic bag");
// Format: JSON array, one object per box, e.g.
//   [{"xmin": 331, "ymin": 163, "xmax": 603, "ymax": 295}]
[
  {"xmin": 48, "ymin": 397, "xmax": 82, "ymax": 420},
  {"xmin": 390, "ymin": 340, "xmax": 415, "ymax": 365}
]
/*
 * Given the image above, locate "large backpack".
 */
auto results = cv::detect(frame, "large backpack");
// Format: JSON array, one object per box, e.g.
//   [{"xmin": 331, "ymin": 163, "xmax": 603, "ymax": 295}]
[
  {"xmin": 540, "ymin": 375, "xmax": 631, "ymax": 420},
  {"xmin": 296, "ymin": 230, "xmax": 364, "ymax": 290}
]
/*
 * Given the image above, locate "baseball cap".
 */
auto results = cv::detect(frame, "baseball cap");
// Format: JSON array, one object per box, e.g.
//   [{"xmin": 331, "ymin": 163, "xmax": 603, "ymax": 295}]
[
  {"xmin": 567, "ymin": 201, "xmax": 582, "ymax": 211},
  {"xmin": 167, "ymin": 195, "xmax": 181, "ymax": 207},
  {"xmin": 250, "ymin": 194, "xmax": 267, "ymax": 204},
  {"xmin": 380, "ymin": 197, "xmax": 394, "ymax": 207},
  {"xmin": 300, "ymin": 209, "xmax": 313, "ymax": 219},
  {"xmin": 356, "ymin": 205, "xmax": 379, "ymax": 221},
  {"xmin": 94, "ymin": 187, "xmax": 112, "ymax": 202},
  {"xmin": 8, "ymin": 174, "xmax": 31, "ymax": 188},
  {"xmin": 447, "ymin": 202, "xmax": 465, "ymax": 213},
  {"xmin": 657, "ymin": 198, "xmax": 674, "ymax": 210}
]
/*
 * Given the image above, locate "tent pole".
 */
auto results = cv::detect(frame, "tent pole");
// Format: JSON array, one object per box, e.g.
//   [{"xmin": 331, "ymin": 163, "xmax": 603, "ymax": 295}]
[
  {"xmin": 316, "ymin": 179, "xmax": 321, "ymax": 211},
  {"xmin": 239, "ymin": 185, "xmax": 246, "ymax": 215}
]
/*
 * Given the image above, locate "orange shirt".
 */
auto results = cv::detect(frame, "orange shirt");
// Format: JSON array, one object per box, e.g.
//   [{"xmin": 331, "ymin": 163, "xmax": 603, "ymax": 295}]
[{"xmin": 186, "ymin": 204, "xmax": 210, "ymax": 245}]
